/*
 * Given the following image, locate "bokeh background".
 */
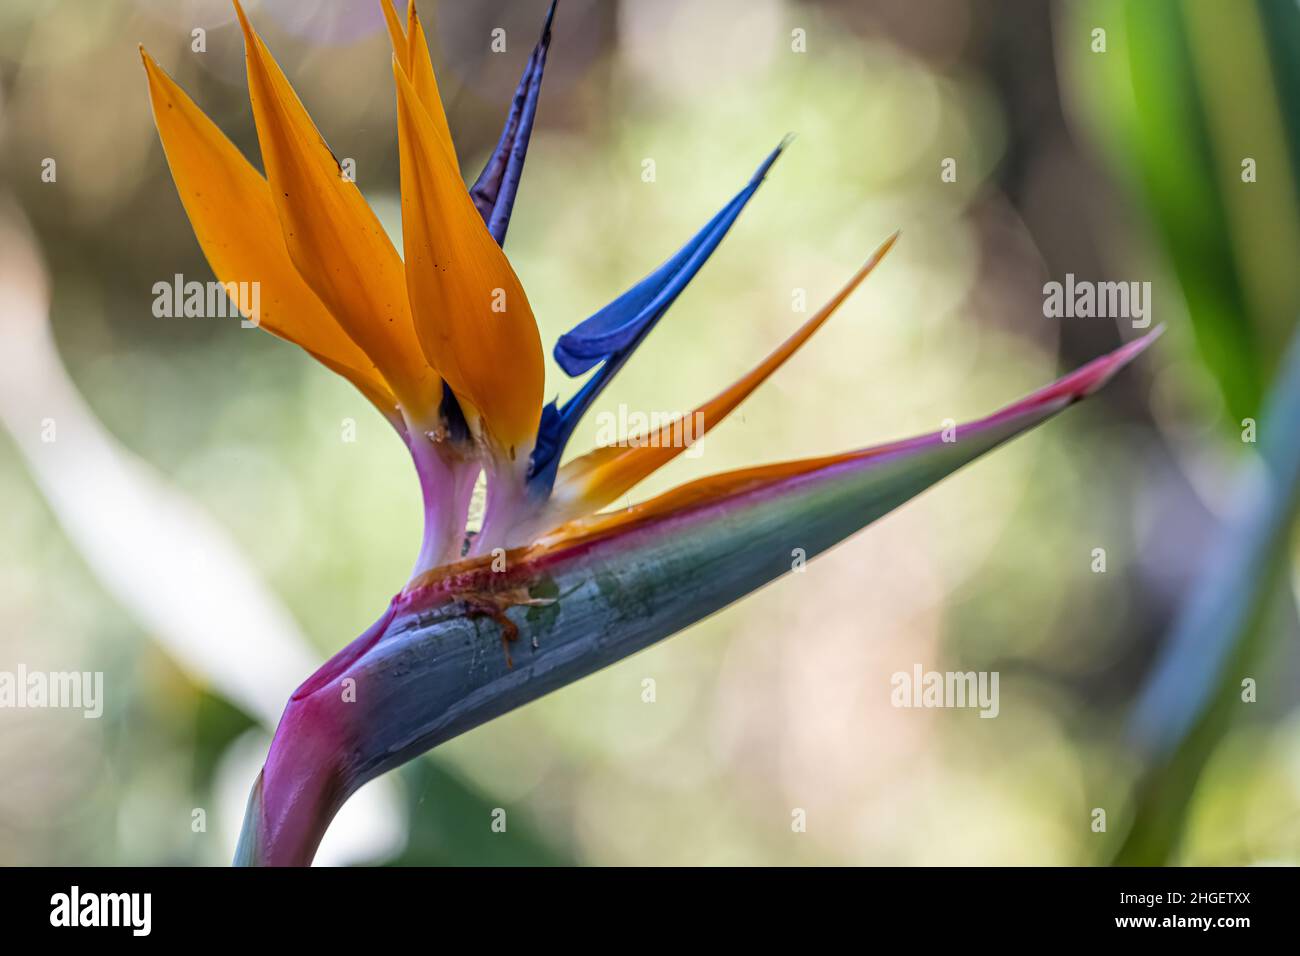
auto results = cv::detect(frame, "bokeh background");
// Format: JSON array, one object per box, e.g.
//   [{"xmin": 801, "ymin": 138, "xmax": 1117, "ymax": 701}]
[{"xmin": 1, "ymin": 0, "xmax": 1299, "ymax": 865}]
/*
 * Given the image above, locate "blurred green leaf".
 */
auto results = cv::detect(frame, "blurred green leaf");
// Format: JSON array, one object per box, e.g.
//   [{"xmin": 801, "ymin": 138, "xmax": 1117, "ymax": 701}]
[
  {"xmin": 1115, "ymin": 329, "xmax": 1300, "ymax": 864},
  {"xmin": 1057, "ymin": 0, "xmax": 1300, "ymax": 423}
]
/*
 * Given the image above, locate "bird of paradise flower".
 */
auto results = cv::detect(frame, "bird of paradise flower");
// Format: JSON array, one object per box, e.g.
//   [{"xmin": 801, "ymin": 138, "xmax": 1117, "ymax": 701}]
[{"xmin": 140, "ymin": 0, "xmax": 1159, "ymax": 865}]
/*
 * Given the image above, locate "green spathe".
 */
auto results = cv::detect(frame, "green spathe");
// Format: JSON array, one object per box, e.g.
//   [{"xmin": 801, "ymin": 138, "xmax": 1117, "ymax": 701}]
[{"xmin": 237, "ymin": 334, "xmax": 1157, "ymax": 864}]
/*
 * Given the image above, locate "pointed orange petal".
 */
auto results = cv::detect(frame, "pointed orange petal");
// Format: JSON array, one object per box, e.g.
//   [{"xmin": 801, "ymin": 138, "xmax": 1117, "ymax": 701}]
[
  {"xmin": 232, "ymin": 1, "xmax": 437, "ymax": 416},
  {"xmin": 392, "ymin": 58, "xmax": 544, "ymax": 456},
  {"xmin": 380, "ymin": 0, "xmax": 410, "ymax": 75},
  {"xmin": 551, "ymin": 233, "xmax": 898, "ymax": 515},
  {"xmin": 406, "ymin": 0, "xmax": 459, "ymax": 168},
  {"xmin": 140, "ymin": 47, "xmax": 397, "ymax": 419},
  {"xmin": 537, "ymin": 330, "xmax": 1161, "ymax": 550}
]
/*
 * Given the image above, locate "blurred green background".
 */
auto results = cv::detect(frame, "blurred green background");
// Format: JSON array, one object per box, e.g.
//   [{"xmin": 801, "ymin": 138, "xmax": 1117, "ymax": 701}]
[{"xmin": 1, "ymin": 0, "xmax": 1298, "ymax": 865}]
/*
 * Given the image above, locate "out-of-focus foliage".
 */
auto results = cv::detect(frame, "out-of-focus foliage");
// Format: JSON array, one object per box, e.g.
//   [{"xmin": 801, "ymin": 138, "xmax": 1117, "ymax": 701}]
[
  {"xmin": 1117, "ymin": 334, "xmax": 1300, "ymax": 864},
  {"xmin": 1058, "ymin": 0, "xmax": 1300, "ymax": 423},
  {"xmin": 1057, "ymin": 0, "xmax": 1300, "ymax": 864}
]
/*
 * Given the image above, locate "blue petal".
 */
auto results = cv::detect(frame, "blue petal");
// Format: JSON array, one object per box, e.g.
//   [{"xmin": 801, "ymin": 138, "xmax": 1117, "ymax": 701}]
[
  {"xmin": 529, "ymin": 398, "xmax": 564, "ymax": 491},
  {"xmin": 527, "ymin": 138, "xmax": 790, "ymax": 492},
  {"xmin": 553, "ymin": 137, "xmax": 790, "ymax": 375},
  {"xmin": 468, "ymin": 0, "xmax": 556, "ymax": 246}
]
